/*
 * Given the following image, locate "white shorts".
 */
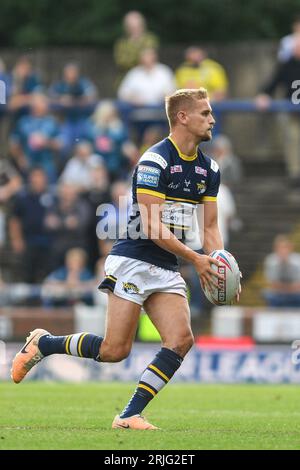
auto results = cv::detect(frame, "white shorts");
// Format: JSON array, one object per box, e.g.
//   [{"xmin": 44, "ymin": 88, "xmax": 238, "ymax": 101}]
[{"xmin": 98, "ymin": 255, "xmax": 187, "ymax": 306}]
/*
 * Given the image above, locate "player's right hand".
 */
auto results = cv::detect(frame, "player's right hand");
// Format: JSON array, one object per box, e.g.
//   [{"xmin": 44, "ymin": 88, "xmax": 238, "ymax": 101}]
[{"xmin": 193, "ymin": 254, "xmax": 223, "ymax": 293}]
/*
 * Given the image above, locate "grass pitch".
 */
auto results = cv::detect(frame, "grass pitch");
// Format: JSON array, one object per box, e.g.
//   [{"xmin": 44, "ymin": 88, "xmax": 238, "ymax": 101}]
[{"xmin": 0, "ymin": 382, "xmax": 299, "ymax": 450}]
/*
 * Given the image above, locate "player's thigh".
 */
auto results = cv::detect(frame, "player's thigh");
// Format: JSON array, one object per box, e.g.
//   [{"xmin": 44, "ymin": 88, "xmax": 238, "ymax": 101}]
[
  {"xmin": 104, "ymin": 292, "xmax": 141, "ymax": 348},
  {"xmin": 143, "ymin": 292, "xmax": 194, "ymax": 355}
]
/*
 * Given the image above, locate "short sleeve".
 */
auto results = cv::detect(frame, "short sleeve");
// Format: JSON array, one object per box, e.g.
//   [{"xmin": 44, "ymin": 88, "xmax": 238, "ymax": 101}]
[
  {"xmin": 202, "ymin": 158, "xmax": 220, "ymax": 202},
  {"xmin": 135, "ymin": 152, "xmax": 169, "ymax": 200}
]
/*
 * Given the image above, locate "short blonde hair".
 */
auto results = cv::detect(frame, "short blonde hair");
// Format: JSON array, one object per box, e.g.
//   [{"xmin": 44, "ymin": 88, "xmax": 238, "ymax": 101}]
[{"xmin": 165, "ymin": 88, "xmax": 209, "ymax": 128}]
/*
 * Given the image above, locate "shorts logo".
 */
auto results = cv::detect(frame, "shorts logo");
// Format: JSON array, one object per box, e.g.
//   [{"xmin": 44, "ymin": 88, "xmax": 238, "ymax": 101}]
[
  {"xmin": 137, "ymin": 165, "xmax": 161, "ymax": 187},
  {"xmin": 170, "ymin": 165, "xmax": 182, "ymax": 174},
  {"xmin": 195, "ymin": 166, "xmax": 207, "ymax": 176},
  {"xmin": 122, "ymin": 282, "xmax": 140, "ymax": 294},
  {"xmin": 139, "ymin": 152, "xmax": 168, "ymax": 169}
]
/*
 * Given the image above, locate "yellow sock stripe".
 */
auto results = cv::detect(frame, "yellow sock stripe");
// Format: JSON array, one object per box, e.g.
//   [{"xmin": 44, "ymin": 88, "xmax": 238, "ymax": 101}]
[
  {"xmin": 138, "ymin": 383, "xmax": 157, "ymax": 397},
  {"xmin": 106, "ymin": 275, "xmax": 117, "ymax": 283},
  {"xmin": 148, "ymin": 365, "xmax": 170, "ymax": 382},
  {"xmin": 65, "ymin": 335, "xmax": 72, "ymax": 355},
  {"xmin": 78, "ymin": 333, "xmax": 88, "ymax": 357}
]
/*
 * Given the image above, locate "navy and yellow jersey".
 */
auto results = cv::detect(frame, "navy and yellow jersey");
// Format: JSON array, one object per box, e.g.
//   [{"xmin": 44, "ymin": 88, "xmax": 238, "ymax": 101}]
[{"xmin": 110, "ymin": 137, "xmax": 220, "ymax": 271}]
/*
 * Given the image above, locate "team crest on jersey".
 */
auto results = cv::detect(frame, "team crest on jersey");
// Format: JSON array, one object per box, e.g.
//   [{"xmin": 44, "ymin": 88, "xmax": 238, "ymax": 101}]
[
  {"xmin": 137, "ymin": 165, "xmax": 161, "ymax": 187},
  {"xmin": 197, "ymin": 181, "xmax": 207, "ymax": 194},
  {"xmin": 170, "ymin": 165, "xmax": 182, "ymax": 173},
  {"xmin": 122, "ymin": 282, "xmax": 140, "ymax": 294},
  {"xmin": 195, "ymin": 166, "xmax": 207, "ymax": 177}
]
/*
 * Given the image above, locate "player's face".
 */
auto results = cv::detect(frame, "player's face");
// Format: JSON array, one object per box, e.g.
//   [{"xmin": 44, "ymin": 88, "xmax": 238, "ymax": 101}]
[{"xmin": 186, "ymin": 99, "xmax": 215, "ymax": 141}]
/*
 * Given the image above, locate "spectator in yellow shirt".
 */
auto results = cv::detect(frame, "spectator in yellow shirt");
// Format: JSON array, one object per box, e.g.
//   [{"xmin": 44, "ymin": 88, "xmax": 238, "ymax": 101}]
[
  {"xmin": 175, "ymin": 46, "xmax": 228, "ymax": 101},
  {"xmin": 114, "ymin": 11, "xmax": 159, "ymax": 78}
]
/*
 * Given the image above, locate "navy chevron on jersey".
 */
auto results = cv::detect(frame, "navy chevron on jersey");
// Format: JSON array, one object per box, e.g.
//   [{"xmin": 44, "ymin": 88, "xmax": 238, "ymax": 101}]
[{"xmin": 110, "ymin": 137, "xmax": 220, "ymax": 271}]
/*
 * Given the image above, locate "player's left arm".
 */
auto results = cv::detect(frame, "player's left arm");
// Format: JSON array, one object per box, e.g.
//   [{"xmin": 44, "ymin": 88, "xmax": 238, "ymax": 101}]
[{"xmin": 203, "ymin": 200, "xmax": 224, "ymax": 255}]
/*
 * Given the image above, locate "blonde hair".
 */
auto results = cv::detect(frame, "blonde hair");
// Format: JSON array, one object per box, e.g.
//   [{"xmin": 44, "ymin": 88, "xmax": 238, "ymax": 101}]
[{"xmin": 165, "ymin": 88, "xmax": 209, "ymax": 128}]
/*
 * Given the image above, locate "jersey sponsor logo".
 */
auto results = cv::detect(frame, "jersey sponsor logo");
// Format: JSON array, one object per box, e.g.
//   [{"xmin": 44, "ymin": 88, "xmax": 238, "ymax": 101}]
[
  {"xmin": 195, "ymin": 166, "xmax": 207, "ymax": 177},
  {"xmin": 197, "ymin": 181, "xmax": 207, "ymax": 194},
  {"xmin": 183, "ymin": 179, "xmax": 191, "ymax": 192},
  {"xmin": 137, "ymin": 165, "xmax": 161, "ymax": 187},
  {"xmin": 168, "ymin": 181, "xmax": 181, "ymax": 190},
  {"xmin": 170, "ymin": 165, "xmax": 182, "ymax": 173},
  {"xmin": 122, "ymin": 282, "xmax": 140, "ymax": 294},
  {"xmin": 210, "ymin": 159, "xmax": 219, "ymax": 173},
  {"xmin": 139, "ymin": 152, "xmax": 168, "ymax": 169}
]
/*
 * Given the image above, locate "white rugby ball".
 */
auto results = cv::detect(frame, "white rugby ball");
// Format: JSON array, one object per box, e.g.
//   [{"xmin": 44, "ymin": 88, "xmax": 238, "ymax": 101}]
[{"xmin": 203, "ymin": 250, "xmax": 241, "ymax": 305}]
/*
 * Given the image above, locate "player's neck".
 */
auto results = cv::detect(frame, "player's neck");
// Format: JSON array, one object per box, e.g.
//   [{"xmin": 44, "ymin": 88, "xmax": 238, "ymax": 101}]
[{"xmin": 168, "ymin": 132, "xmax": 198, "ymax": 157}]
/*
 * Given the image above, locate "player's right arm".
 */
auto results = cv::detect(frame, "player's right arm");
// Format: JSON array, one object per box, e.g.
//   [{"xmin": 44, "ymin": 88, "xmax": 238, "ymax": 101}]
[{"xmin": 137, "ymin": 192, "xmax": 223, "ymax": 291}]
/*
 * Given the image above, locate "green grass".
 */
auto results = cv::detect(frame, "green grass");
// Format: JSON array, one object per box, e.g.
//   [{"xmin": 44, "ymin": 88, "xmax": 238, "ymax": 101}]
[{"xmin": 0, "ymin": 382, "xmax": 300, "ymax": 450}]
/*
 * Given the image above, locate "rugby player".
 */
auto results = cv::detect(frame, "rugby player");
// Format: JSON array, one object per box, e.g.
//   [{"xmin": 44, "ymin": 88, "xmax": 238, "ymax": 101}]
[{"xmin": 11, "ymin": 88, "xmax": 231, "ymax": 430}]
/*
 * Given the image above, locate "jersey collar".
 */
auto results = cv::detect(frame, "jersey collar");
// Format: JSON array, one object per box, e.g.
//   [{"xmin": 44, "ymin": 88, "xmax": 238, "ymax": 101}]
[{"xmin": 168, "ymin": 136, "xmax": 198, "ymax": 162}]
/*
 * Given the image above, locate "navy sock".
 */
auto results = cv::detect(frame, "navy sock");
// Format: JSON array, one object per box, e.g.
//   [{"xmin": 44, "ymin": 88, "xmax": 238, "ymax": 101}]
[
  {"xmin": 38, "ymin": 333, "xmax": 103, "ymax": 361},
  {"xmin": 120, "ymin": 348, "xmax": 183, "ymax": 418}
]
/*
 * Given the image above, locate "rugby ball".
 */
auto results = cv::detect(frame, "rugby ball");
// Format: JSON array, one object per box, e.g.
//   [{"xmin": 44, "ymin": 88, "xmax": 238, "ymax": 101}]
[{"xmin": 203, "ymin": 250, "xmax": 241, "ymax": 305}]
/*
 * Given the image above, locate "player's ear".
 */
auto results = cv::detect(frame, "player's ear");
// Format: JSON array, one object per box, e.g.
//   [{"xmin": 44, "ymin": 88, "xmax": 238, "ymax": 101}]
[{"xmin": 177, "ymin": 110, "xmax": 187, "ymax": 124}]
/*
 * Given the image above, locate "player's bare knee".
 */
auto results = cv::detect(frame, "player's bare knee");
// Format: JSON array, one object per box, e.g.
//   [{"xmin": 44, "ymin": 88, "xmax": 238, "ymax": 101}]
[
  {"xmin": 112, "ymin": 346, "xmax": 131, "ymax": 362},
  {"xmin": 101, "ymin": 341, "xmax": 131, "ymax": 362},
  {"xmin": 164, "ymin": 332, "xmax": 194, "ymax": 358},
  {"xmin": 178, "ymin": 333, "xmax": 194, "ymax": 356}
]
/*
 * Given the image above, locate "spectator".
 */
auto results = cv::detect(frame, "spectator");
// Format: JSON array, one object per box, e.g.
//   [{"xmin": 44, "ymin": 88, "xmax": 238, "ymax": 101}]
[
  {"xmin": 81, "ymin": 101, "xmax": 129, "ymax": 180},
  {"xmin": 139, "ymin": 125, "xmax": 165, "ymax": 155},
  {"xmin": 60, "ymin": 141, "xmax": 104, "ymax": 192},
  {"xmin": 42, "ymin": 248, "xmax": 94, "ymax": 307},
  {"xmin": 9, "ymin": 168, "xmax": 54, "ymax": 283},
  {"xmin": 9, "ymin": 56, "xmax": 42, "ymax": 113},
  {"xmin": 278, "ymin": 14, "xmax": 300, "ymax": 63},
  {"xmin": 0, "ymin": 267, "xmax": 8, "ymax": 306},
  {"xmin": 9, "ymin": 93, "xmax": 63, "ymax": 184},
  {"xmin": 114, "ymin": 11, "xmax": 159, "ymax": 78},
  {"xmin": 97, "ymin": 180, "xmax": 130, "ymax": 257},
  {"xmin": 211, "ymin": 135, "xmax": 243, "ymax": 187},
  {"xmin": 118, "ymin": 48, "xmax": 176, "ymax": 106},
  {"xmin": 0, "ymin": 158, "xmax": 22, "ymax": 247},
  {"xmin": 255, "ymin": 37, "xmax": 300, "ymax": 185},
  {"xmin": 122, "ymin": 141, "xmax": 140, "ymax": 171},
  {"xmin": 45, "ymin": 183, "xmax": 92, "ymax": 267},
  {"xmin": 0, "ymin": 58, "xmax": 12, "ymax": 105},
  {"xmin": 175, "ymin": 46, "xmax": 229, "ymax": 100},
  {"xmin": 263, "ymin": 235, "xmax": 300, "ymax": 308},
  {"xmin": 84, "ymin": 164, "xmax": 111, "ymax": 267},
  {"xmin": 49, "ymin": 62, "xmax": 98, "ymax": 151},
  {"xmin": 50, "ymin": 62, "xmax": 97, "ymax": 109},
  {"xmin": 217, "ymin": 183, "xmax": 237, "ymax": 249}
]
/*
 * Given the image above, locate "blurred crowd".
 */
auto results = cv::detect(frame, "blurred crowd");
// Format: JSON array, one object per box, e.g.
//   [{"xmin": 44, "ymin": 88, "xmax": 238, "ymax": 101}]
[{"xmin": 3, "ymin": 9, "xmax": 300, "ymax": 312}]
